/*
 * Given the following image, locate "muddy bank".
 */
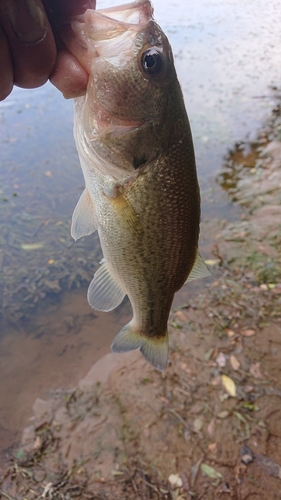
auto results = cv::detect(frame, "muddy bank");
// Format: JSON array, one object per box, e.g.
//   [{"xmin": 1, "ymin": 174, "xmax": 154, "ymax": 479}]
[{"xmin": 1, "ymin": 108, "xmax": 281, "ymax": 498}]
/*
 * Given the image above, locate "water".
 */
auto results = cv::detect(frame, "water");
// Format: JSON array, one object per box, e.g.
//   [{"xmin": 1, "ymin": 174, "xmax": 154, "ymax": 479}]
[{"xmin": 0, "ymin": 0, "xmax": 281, "ymax": 454}]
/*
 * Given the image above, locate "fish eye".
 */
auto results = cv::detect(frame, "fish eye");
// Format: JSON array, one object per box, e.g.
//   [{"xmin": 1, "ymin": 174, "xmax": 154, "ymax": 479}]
[{"xmin": 141, "ymin": 48, "xmax": 163, "ymax": 76}]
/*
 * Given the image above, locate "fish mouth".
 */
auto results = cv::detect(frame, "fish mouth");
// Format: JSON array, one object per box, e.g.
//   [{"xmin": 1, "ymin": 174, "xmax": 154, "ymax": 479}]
[
  {"xmin": 63, "ymin": 0, "xmax": 154, "ymax": 73},
  {"xmin": 81, "ymin": 0, "xmax": 154, "ymax": 63}
]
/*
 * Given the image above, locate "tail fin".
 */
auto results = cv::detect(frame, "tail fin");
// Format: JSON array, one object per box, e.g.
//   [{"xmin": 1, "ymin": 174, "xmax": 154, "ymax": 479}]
[{"xmin": 111, "ymin": 322, "xmax": 169, "ymax": 372}]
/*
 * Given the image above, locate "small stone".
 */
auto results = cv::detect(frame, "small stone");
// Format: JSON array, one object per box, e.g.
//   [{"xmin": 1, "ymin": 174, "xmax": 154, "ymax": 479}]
[
  {"xmin": 216, "ymin": 352, "xmax": 226, "ymax": 367},
  {"xmin": 168, "ymin": 474, "xmax": 183, "ymax": 489},
  {"xmin": 241, "ymin": 453, "xmax": 254, "ymax": 464}
]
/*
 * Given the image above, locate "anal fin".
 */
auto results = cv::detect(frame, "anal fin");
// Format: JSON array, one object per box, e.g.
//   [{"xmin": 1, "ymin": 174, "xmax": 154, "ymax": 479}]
[
  {"xmin": 87, "ymin": 260, "xmax": 126, "ymax": 312},
  {"xmin": 186, "ymin": 251, "xmax": 212, "ymax": 283},
  {"xmin": 71, "ymin": 188, "xmax": 97, "ymax": 241}
]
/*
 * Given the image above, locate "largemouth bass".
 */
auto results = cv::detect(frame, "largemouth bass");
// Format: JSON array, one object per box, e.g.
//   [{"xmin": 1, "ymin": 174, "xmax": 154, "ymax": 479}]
[{"xmin": 68, "ymin": 0, "xmax": 210, "ymax": 370}]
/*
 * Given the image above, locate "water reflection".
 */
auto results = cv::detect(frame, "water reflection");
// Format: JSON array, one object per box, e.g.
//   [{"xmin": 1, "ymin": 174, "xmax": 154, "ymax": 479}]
[
  {"xmin": 0, "ymin": 0, "xmax": 281, "ymax": 454},
  {"xmin": 0, "ymin": 86, "xmax": 102, "ymax": 324}
]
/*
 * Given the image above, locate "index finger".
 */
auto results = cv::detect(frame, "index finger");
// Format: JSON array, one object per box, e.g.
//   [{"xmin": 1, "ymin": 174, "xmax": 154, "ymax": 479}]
[
  {"xmin": 42, "ymin": 0, "xmax": 96, "ymax": 27},
  {"xmin": 43, "ymin": 0, "xmax": 96, "ymax": 98}
]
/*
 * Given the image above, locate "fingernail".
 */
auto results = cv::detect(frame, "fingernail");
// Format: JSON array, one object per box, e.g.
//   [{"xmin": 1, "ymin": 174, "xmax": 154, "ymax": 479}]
[
  {"xmin": 63, "ymin": 88, "xmax": 87, "ymax": 99},
  {"xmin": 6, "ymin": 0, "xmax": 47, "ymax": 44}
]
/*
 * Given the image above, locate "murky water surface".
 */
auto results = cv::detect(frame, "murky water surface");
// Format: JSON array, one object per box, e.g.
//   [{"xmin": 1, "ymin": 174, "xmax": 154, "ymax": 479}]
[{"xmin": 0, "ymin": 0, "xmax": 281, "ymax": 453}]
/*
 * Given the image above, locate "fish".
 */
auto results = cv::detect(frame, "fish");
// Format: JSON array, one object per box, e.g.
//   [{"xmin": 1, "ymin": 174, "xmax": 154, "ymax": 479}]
[{"xmin": 67, "ymin": 0, "xmax": 210, "ymax": 371}]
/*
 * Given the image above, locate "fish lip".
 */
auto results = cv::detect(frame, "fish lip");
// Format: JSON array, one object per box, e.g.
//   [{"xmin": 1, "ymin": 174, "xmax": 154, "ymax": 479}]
[
  {"xmin": 97, "ymin": 0, "xmax": 152, "ymax": 15},
  {"xmin": 82, "ymin": 0, "xmax": 153, "ymax": 41},
  {"xmin": 94, "ymin": 0, "xmax": 153, "ymax": 25}
]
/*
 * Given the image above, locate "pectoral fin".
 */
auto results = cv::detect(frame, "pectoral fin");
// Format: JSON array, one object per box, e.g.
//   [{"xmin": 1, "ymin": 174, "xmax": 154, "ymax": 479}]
[
  {"xmin": 87, "ymin": 260, "xmax": 126, "ymax": 312},
  {"xmin": 186, "ymin": 251, "xmax": 211, "ymax": 283},
  {"xmin": 71, "ymin": 188, "xmax": 98, "ymax": 240},
  {"xmin": 105, "ymin": 190, "xmax": 142, "ymax": 234}
]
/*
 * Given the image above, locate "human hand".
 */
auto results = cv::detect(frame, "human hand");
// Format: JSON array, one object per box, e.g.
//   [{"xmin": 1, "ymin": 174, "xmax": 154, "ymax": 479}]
[{"xmin": 0, "ymin": 0, "xmax": 95, "ymax": 101}]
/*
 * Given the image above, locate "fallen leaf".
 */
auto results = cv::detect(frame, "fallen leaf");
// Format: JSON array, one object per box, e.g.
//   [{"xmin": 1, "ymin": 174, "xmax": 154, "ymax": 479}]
[
  {"xmin": 204, "ymin": 259, "xmax": 220, "ymax": 266},
  {"xmin": 241, "ymin": 329, "xmax": 255, "ymax": 337},
  {"xmin": 194, "ymin": 417, "xmax": 204, "ymax": 432},
  {"xmin": 211, "ymin": 375, "xmax": 222, "ymax": 386},
  {"xmin": 241, "ymin": 402, "xmax": 259, "ymax": 411},
  {"xmin": 208, "ymin": 442, "xmax": 217, "ymax": 452},
  {"xmin": 250, "ymin": 362, "xmax": 263, "ymax": 379},
  {"xmin": 217, "ymin": 410, "xmax": 229, "ymax": 419},
  {"xmin": 200, "ymin": 463, "xmax": 222, "ymax": 480},
  {"xmin": 221, "ymin": 374, "xmax": 236, "ymax": 397},
  {"xmin": 245, "ymin": 385, "xmax": 254, "ymax": 393},
  {"xmin": 230, "ymin": 355, "xmax": 240, "ymax": 371},
  {"xmin": 226, "ymin": 329, "xmax": 235, "ymax": 337},
  {"xmin": 174, "ymin": 311, "xmax": 189, "ymax": 322},
  {"xmin": 21, "ymin": 242, "xmax": 44, "ymax": 251},
  {"xmin": 191, "ymin": 459, "xmax": 203, "ymax": 487},
  {"xmin": 207, "ymin": 418, "xmax": 215, "ymax": 436},
  {"xmin": 210, "ymin": 280, "xmax": 219, "ymax": 288},
  {"xmin": 233, "ymin": 411, "xmax": 247, "ymax": 423},
  {"xmin": 170, "ymin": 321, "xmax": 182, "ymax": 329},
  {"xmin": 257, "ymin": 244, "xmax": 278, "ymax": 258},
  {"xmin": 204, "ymin": 348, "xmax": 214, "ymax": 361},
  {"xmin": 33, "ymin": 436, "xmax": 42, "ymax": 450}
]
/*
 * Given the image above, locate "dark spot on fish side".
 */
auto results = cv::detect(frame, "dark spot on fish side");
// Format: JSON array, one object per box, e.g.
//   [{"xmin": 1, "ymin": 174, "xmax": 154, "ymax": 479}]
[{"xmin": 133, "ymin": 155, "xmax": 147, "ymax": 169}]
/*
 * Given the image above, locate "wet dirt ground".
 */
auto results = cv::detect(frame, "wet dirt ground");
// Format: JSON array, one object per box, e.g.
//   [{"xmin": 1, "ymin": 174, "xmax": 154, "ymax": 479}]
[
  {"xmin": 0, "ymin": 103, "xmax": 280, "ymax": 499},
  {"xmin": 1, "ymin": 0, "xmax": 281, "ymax": 463},
  {"xmin": 0, "ymin": 291, "xmax": 132, "ymax": 451}
]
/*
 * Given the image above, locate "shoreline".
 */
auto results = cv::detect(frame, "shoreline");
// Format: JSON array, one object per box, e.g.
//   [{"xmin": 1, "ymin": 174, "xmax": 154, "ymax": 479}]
[{"xmin": 1, "ymin": 104, "xmax": 281, "ymax": 499}]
